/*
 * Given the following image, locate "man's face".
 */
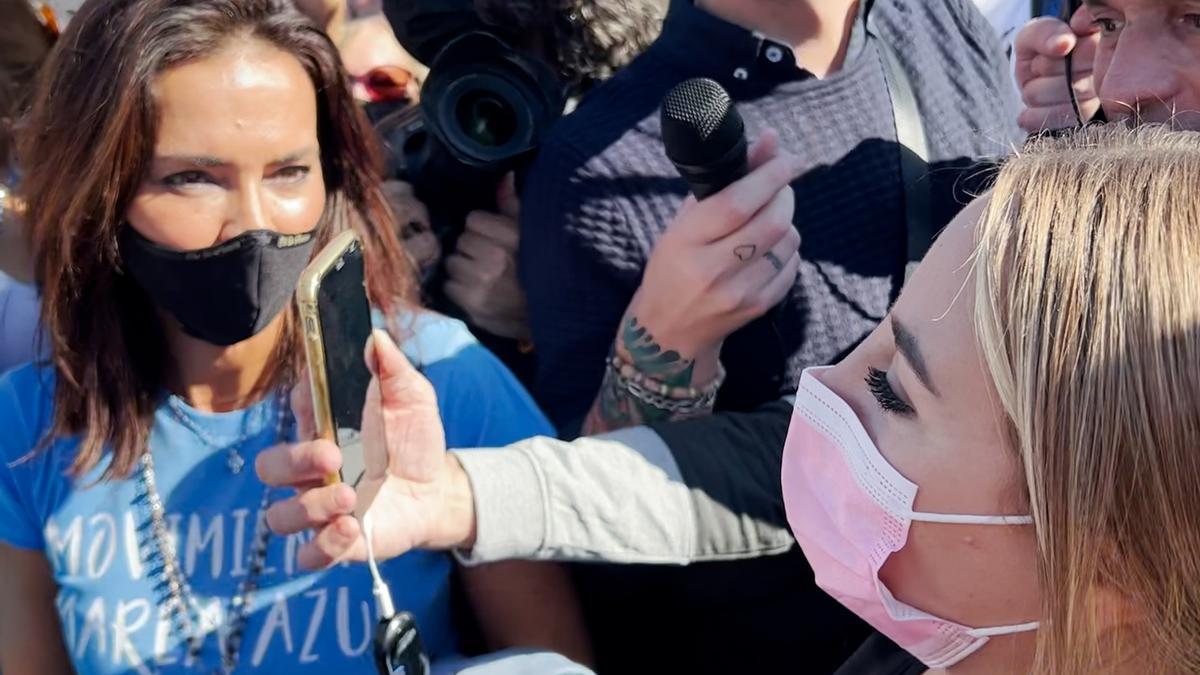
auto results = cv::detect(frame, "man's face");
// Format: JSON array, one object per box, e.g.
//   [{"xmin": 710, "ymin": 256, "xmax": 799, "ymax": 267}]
[{"xmin": 1087, "ymin": 0, "xmax": 1200, "ymax": 128}]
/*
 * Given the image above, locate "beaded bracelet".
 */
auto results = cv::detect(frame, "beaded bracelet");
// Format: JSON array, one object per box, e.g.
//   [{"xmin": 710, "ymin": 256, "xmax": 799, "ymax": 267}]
[{"xmin": 608, "ymin": 353, "xmax": 726, "ymax": 415}]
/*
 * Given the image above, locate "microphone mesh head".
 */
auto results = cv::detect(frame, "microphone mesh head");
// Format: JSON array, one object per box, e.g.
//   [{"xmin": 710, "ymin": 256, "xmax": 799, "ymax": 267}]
[{"xmin": 661, "ymin": 78, "xmax": 745, "ymax": 166}]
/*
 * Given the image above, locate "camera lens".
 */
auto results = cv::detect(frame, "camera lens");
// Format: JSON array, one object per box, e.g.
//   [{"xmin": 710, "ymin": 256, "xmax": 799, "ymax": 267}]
[{"xmin": 456, "ymin": 91, "xmax": 518, "ymax": 147}]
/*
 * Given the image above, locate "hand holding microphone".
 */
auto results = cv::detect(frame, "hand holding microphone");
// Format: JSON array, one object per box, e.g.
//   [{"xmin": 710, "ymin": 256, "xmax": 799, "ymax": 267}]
[{"xmin": 618, "ymin": 79, "xmax": 803, "ymax": 377}]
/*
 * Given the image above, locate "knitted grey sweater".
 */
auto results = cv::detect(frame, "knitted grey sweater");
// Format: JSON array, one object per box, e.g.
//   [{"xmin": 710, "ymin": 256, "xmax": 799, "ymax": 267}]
[{"xmin": 518, "ymin": 0, "xmax": 1022, "ymax": 432}]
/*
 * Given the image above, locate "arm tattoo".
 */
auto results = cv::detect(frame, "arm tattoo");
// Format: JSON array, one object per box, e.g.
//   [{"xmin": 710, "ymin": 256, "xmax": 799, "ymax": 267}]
[
  {"xmin": 583, "ymin": 317, "xmax": 706, "ymax": 435},
  {"xmin": 621, "ymin": 317, "xmax": 695, "ymax": 385}
]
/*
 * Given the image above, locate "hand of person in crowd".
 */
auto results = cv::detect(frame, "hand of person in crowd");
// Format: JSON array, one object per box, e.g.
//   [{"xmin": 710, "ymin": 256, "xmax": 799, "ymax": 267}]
[
  {"xmin": 1014, "ymin": 5, "xmax": 1101, "ymax": 133},
  {"xmin": 257, "ymin": 329, "xmax": 475, "ymax": 568},
  {"xmin": 581, "ymin": 130, "xmax": 802, "ymax": 434},
  {"xmin": 444, "ymin": 174, "xmax": 533, "ymax": 342},
  {"xmin": 383, "ymin": 179, "xmax": 441, "ymax": 281}
]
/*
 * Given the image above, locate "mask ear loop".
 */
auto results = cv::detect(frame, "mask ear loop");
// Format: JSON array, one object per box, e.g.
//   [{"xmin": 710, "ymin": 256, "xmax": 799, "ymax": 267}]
[
  {"xmin": 1063, "ymin": 0, "xmax": 1087, "ymax": 127},
  {"xmin": 362, "ymin": 511, "xmax": 397, "ymax": 619}
]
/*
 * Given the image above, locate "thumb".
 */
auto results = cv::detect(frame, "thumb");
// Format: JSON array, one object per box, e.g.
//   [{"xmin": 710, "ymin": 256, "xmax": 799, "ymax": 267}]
[
  {"xmin": 747, "ymin": 128, "xmax": 781, "ymax": 171},
  {"xmin": 1069, "ymin": 4, "xmax": 1100, "ymax": 37},
  {"xmin": 1044, "ymin": 26, "xmax": 1079, "ymax": 58},
  {"xmin": 365, "ymin": 329, "xmax": 424, "ymax": 403},
  {"xmin": 1015, "ymin": 17, "xmax": 1074, "ymax": 63},
  {"xmin": 496, "ymin": 172, "xmax": 521, "ymax": 220},
  {"xmin": 362, "ymin": 328, "xmax": 444, "ymax": 484}
]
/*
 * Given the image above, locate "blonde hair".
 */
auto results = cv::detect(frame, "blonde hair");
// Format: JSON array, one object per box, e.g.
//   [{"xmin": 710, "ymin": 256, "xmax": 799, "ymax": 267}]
[{"xmin": 974, "ymin": 124, "xmax": 1200, "ymax": 674}]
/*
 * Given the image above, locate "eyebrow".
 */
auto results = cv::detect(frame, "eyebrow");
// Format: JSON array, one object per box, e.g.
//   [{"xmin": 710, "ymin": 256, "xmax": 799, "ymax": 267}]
[
  {"xmin": 892, "ymin": 317, "xmax": 939, "ymax": 396},
  {"xmin": 153, "ymin": 147, "xmax": 317, "ymax": 168}
]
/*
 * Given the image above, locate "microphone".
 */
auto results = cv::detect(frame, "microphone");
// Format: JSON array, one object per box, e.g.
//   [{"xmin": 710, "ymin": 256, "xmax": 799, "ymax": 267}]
[{"xmin": 661, "ymin": 78, "xmax": 749, "ymax": 200}]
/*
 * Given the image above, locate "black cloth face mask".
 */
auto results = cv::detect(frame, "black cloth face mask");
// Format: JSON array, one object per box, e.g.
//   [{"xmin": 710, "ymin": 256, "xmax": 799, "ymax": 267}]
[{"xmin": 119, "ymin": 227, "xmax": 318, "ymax": 347}]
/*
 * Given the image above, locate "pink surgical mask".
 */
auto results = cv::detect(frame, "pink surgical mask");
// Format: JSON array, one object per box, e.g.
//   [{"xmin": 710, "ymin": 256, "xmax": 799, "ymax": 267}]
[{"xmin": 781, "ymin": 367, "xmax": 1038, "ymax": 668}]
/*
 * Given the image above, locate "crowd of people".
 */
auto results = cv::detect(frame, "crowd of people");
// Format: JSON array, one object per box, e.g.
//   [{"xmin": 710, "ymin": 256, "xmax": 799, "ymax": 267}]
[{"xmin": 1, "ymin": 0, "xmax": 1199, "ymax": 674}]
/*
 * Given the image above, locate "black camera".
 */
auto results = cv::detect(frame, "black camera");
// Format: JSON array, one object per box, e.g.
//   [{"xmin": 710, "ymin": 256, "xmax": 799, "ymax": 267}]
[{"xmin": 374, "ymin": 31, "xmax": 565, "ymax": 231}]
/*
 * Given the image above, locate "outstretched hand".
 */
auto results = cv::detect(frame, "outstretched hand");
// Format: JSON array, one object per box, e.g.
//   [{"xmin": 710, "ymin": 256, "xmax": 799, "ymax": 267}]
[{"xmin": 257, "ymin": 329, "xmax": 477, "ymax": 569}]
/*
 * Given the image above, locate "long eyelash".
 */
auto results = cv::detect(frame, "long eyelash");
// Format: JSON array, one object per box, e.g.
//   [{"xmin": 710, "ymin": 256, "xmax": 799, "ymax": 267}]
[
  {"xmin": 866, "ymin": 367, "xmax": 915, "ymax": 416},
  {"xmin": 162, "ymin": 171, "xmax": 210, "ymax": 187}
]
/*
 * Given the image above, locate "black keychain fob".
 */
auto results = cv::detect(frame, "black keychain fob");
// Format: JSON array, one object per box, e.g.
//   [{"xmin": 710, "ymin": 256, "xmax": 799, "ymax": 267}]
[{"xmin": 374, "ymin": 612, "xmax": 431, "ymax": 675}]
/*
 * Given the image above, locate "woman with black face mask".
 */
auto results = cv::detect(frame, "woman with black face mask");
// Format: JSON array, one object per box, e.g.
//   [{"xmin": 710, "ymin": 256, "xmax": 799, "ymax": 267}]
[{"xmin": 0, "ymin": 1, "xmax": 590, "ymax": 673}]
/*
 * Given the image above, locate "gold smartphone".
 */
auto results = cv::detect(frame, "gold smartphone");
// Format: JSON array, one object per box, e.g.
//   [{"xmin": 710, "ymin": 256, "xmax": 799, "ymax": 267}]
[{"xmin": 297, "ymin": 229, "xmax": 372, "ymax": 486}]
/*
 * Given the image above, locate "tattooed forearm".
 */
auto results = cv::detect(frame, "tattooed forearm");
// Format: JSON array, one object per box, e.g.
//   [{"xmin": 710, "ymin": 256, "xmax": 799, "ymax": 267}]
[
  {"xmin": 621, "ymin": 317, "xmax": 695, "ymax": 386},
  {"xmin": 582, "ymin": 317, "xmax": 705, "ymax": 435}
]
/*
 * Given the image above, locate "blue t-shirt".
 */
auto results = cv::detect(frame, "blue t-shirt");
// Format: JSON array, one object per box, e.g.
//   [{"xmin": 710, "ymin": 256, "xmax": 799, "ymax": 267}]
[
  {"xmin": 0, "ymin": 313, "xmax": 553, "ymax": 675},
  {"xmin": 0, "ymin": 271, "xmax": 42, "ymax": 375}
]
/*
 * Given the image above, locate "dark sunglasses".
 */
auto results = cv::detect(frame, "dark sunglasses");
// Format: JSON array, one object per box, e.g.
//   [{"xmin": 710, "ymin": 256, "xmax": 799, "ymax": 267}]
[
  {"xmin": 29, "ymin": 1, "xmax": 61, "ymax": 41},
  {"xmin": 352, "ymin": 65, "xmax": 416, "ymax": 103}
]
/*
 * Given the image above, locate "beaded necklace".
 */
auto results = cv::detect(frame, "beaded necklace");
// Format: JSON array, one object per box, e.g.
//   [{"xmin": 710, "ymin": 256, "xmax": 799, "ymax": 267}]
[{"xmin": 134, "ymin": 390, "xmax": 289, "ymax": 674}]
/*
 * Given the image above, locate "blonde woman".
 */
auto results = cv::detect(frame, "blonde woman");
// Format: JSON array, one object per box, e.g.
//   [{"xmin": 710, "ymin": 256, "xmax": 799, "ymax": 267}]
[
  {"xmin": 259, "ymin": 124, "xmax": 1200, "ymax": 673},
  {"xmin": 782, "ymin": 123, "xmax": 1200, "ymax": 673}
]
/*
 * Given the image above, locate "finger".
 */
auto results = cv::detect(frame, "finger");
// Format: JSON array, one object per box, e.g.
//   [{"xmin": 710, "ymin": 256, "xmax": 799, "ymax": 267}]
[
  {"xmin": 747, "ymin": 129, "xmax": 781, "ymax": 171},
  {"xmin": 757, "ymin": 249, "xmax": 802, "ymax": 309},
  {"xmin": 291, "ymin": 373, "xmax": 317, "ymax": 441},
  {"xmin": 463, "ymin": 211, "xmax": 520, "ymax": 251},
  {"xmin": 1069, "ymin": 23, "xmax": 1099, "ymax": 64},
  {"xmin": 495, "ymin": 172, "xmax": 521, "ymax": 220},
  {"xmin": 364, "ymin": 329, "xmax": 378, "ymax": 376},
  {"xmin": 444, "ymin": 277, "xmax": 528, "ymax": 325},
  {"xmin": 745, "ymin": 249, "xmax": 803, "ymax": 319},
  {"xmin": 709, "ymin": 182, "xmax": 795, "ymax": 272},
  {"xmin": 371, "ymin": 328, "xmax": 423, "ymax": 392},
  {"xmin": 1028, "ymin": 52, "xmax": 1095, "ymax": 79},
  {"xmin": 1019, "ymin": 104, "xmax": 1094, "ymax": 133},
  {"xmin": 265, "ymin": 484, "xmax": 357, "ymax": 536},
  {"xmin": 454, "ymin": 230, "xmax": 507, "ymax": 265},
  {"xmin": 1018, "ymin": 17, "xmax": 1076, "ymax": 59},
  {"xmin": 728, "ymin": 225, "xmax": 801, "ymax": 296},
  {"xmin": 365, "ymin": 329, "xmax": 443, "ymax": 482},
  {"xmin": 255, "ymin": 440, "xmax": 342, "ymax": 487},
  {"xmin": 1014, "ymin": 18, "xmax": 1074, "ymax": 83},
  {"xmin": 693, "ymin": 153, "xmax": 803, "ymax": 243},
  {"xmin": 443, "ymin": 278, "xmax": 476, "ymax": 315},
  {"xmin": 1069, "ymin": 4, "xmax": 1100, "ymax": 37},
  {"xmin": 1021, "ymin": 73, "xmax": 1098, "ymax": 107},
  {"xmin": 381, "ymin": 179, "xmax": 416, "ymax": 198},
  {"xmin": 443, "ymin": 253, "xmax": 484, "ymax": 287},
  {"xmin": 381, "ymin": 180, "xmax": 430, "ymax": 229},
  {"xmin": 775, "ymin": 222, "xmax": 802, "ymax": 260},
  {"xmin": 470, "ymin": 317, "xmax": 531, "ymax": 342},
  {"xmin": 298, "ymin": 515, "xmax": 367, "ymax": 570}
]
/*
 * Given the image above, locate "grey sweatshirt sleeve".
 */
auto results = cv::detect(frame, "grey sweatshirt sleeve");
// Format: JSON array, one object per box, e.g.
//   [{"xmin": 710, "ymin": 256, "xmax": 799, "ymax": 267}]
[{"xmin": 453, "ymin": 399, "xmax": 797, "ymax": 566}]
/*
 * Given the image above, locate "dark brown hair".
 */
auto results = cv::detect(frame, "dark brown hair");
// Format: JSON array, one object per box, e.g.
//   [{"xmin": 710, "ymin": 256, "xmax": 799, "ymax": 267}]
[
  {"xmin": 18, "ymin": 0, "xmax": 415, "ymax": 479},
  {"xmin": 475, "ymin": 0, "xmax": 668, "ymax": 91}
]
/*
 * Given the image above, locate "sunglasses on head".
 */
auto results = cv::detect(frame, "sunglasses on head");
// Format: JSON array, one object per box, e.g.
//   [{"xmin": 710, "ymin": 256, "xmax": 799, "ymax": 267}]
[
  {"xmin": 28, "ymin": 1, "xmax": 60, "ymax": 41},
  {"xmin": 353, "ymin": 66, "xmax": 416, "ymax": 103}
]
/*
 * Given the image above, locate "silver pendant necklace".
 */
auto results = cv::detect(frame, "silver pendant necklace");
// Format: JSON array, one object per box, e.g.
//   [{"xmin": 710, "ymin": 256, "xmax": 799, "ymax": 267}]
[
  {"xmin": 166, "ymin": 395, "xmax": 258, "ymax": 474},
  {"xmin": 136, "ymin": 390, "xmax": 290, "ymax": 674}
]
